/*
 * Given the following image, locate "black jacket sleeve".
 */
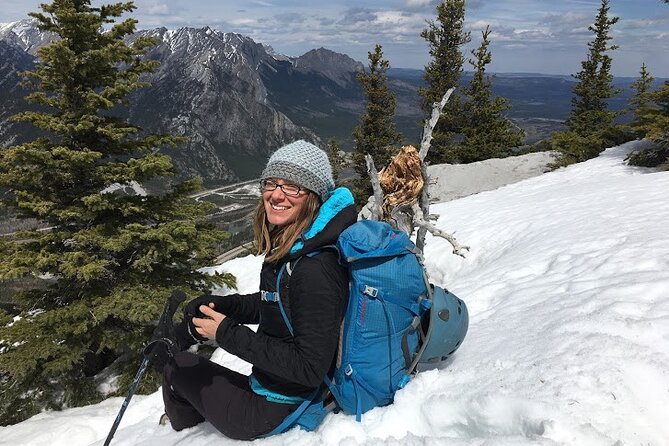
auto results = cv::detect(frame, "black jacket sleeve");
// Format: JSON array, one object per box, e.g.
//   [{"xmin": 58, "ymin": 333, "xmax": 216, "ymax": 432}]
[
  {"xmin": 177, "ymin": 292, "xmax": 261, "ymax": 346},
  {"xmin": 185, "ymin": 292, "xmax": 261, "ymax": 324},
  {"xmin": 215, "ymin": 253, "xmax": 347, "ymax": 389}
]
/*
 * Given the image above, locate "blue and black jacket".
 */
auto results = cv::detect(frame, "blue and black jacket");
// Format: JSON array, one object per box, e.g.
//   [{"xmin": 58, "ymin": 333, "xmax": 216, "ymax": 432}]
[{"xmin": 183, "ymin": 188, "xmax": 357, "ymax": 399}]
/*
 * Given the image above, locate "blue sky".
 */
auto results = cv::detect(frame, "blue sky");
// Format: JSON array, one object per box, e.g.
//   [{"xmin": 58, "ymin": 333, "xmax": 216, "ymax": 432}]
[{"xmin": 1, "ymin": 0, "xmax": 667, "ymax": 77}]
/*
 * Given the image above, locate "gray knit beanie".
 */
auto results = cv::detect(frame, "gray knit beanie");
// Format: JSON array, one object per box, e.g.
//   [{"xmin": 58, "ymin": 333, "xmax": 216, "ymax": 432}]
[{"xmin": 261, "ymin": 140, "xmax": 335, "ymax": 202}]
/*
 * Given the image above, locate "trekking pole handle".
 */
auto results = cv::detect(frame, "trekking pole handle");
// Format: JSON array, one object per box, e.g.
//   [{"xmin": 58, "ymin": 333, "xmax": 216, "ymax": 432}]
[{"xmin": 103, "ymin": 289, "xmax": 186, "ymax": 445}]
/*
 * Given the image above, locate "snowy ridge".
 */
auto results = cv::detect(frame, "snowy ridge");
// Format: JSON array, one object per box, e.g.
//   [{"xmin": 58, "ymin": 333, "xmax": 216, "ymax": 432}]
[
  {"xmin": 0, "ymin": 19, "xmax": 55, "ymax": 54},
  {"xmin": 133, "ymin": 26, "xmax": 271, "ymax": 103},
  {"xmin": 1, "ymin": 142, "xmax": 667, "ymax": 445},
  {"xmin": 144, "ymin": 26, "xmax": 262, "ymax": 68}
]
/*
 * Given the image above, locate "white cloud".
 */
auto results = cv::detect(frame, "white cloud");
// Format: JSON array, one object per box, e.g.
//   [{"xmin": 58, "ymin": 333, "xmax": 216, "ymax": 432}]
[
  {"xmin": 404, "ymin": 0, "xmax": 432, "ymax": 6},
  {"xmin": 146, "ymin": 3, "xmax": 171, "ymax": 15}
]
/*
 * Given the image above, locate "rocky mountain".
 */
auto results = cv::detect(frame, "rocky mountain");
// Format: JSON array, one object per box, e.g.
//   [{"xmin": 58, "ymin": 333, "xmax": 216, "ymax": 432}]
[
  {"xmin": 125, "ymin": 26, "xmax": 321, "ymax": 183},
  {"xmin": 293, "ymin": 47, "xmax": 364, "ymax": 87},
  {"xmin": 0, "ymin": 21, "xmax": 425, "ymax": 185},
  {"xmin": 2, "ymin": 20, "xmax": 657, "ymax": 186},
  {"xmin": 0, "ymin": 40, "xmax": 37, "ymax": 146},
  {"xmin": 0, "ymin": 22, "xmax": 356, "ymax": 185},
  {"xmin": 0, "ymin": 19, "xmax": 55, "ymax": 54}
]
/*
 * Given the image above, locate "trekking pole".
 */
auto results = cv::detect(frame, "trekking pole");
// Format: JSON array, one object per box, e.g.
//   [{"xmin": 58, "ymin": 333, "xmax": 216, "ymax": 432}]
[{"xmin": 103, "ymin": 290, "xmax": 186, "ymax": 446}]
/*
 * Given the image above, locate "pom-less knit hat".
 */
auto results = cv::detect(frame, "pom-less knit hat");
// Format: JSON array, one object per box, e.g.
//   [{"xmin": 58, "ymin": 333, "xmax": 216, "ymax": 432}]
[{"xmin": 261, "ymin": 140, "xmax": 335, "ymax": 202}]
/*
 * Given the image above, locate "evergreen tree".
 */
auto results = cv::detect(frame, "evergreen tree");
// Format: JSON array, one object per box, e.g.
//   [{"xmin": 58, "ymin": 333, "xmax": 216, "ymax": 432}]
[
  {"xmin": 550, "ymin": 0, "xmax": 623, "ymax": 166},
  {"xmin": 326, "ymin": 136, "xmax": 346, "ymax": 185},
  {"xmin": 419, "ymin": 0, "xmax": 471, "ymax": 163},
  {"xmin": 454, "ymin": 26, "xmax": 524, "ymax": 163},
  {"xmin": 628, "ymin": 63, "xmax": 655, "ymax": 135},
  {"xmin": 627, "ymin": 80, "xmax": 669, "ymax": 168},
  {"xmin": 565, "ymin": 0, "xmax": 620, "ymax": 136},
  {"xmin": 644, "ymin": 81, "xmax": 669, "ymax": 141},
  {"xmin": 351, "ymin": 44, "xmax": 402, "ymax": 206},
  {"xmin": 0, "ymin": 0, "xmax": 233, "ymax": 424},
  {"xmin": 630, "ymin": 63, "xmax": 655, "ymax": 111}
]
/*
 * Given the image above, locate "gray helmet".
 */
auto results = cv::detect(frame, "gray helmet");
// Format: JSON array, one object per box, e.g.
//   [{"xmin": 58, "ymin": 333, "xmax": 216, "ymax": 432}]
[{"xmin": 418, "ymin": 286, "xmax": 469, "ymax": 364}]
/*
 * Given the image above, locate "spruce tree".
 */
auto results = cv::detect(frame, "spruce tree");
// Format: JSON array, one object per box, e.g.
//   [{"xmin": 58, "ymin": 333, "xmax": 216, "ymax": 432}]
[
  {"xmin": 629, "ymin": 63, "xmax": 655, "ymax": 134},
  {"xmin": 550, "ymin": 0, "xmax": 622, "ymax": 166},
  {"xmin": 627, "ymin": 79, "xmax": 669, "ymax": 168},
  {"xmin": 455, "ymin": 26, "xmax": 524, "ymax": 163},
  {"xmin": 630, "ymin": 64, "xmax": 655, "ymax": 110},
  {"xmin": 419, "ymin": 0, "xmax": 471, "ymax": 163},
  {"xmin": 566, "ymin": 0, "xmax": 620, "ymax": 136},
  {"xmin": 0, "ymin": 0, "xmax": 233, "ymax": 424},
  {"xmin": 643, "ymin": 82, "xmax": 669, "ymax": 140},
  {"xmin": 327, "ymin": 136, "xmax": 346, "ymax": 186},
  {"xmin": 351, "ymin": 44, "xmax": 402, "ymax": 206}
]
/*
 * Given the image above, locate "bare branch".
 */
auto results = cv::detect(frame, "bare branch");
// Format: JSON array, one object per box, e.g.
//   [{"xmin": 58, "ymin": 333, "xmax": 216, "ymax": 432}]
[
  {"xmin": 365, "ymin": 154, "xmax": 384, "ymax": 221},
  {"xmin": 359, "ymin": 87, "xmax": 468, "ymax": 259},
  {"xmin": 415, "ymin": 160, "xmax": 430, "ymax": 252},
  {"xmin": 411, "ymin": 202, "xmax": 469, "ymax": 257},
  {"xmin": 388, "ymin": 205, "xmax": 414, "ymax": 234},
  {"xmin": 419, "ymin": 87, "xmax": 455, "ymax": 160}
]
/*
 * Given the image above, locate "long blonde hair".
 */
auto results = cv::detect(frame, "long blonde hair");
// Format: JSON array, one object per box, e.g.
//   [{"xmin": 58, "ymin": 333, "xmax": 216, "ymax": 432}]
[{"xmin": 253, "ymin": 192, "xmax": 321, "ymax": 262}]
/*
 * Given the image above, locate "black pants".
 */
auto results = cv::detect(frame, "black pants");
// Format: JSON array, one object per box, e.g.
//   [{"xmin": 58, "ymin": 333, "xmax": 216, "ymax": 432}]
[{"xmin": 162, "ymin": 351, "xmax": 297, "ymax": 440}]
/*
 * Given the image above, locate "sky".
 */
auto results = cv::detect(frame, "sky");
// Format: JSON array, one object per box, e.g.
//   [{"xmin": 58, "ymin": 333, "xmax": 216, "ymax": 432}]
[
  {"xmin": 1, "ymin": 140, "xmax": 667, "ymax": 445},
  {"xmin": 0, "ymin": 0, "xmax": 668, "ymax": 77}
]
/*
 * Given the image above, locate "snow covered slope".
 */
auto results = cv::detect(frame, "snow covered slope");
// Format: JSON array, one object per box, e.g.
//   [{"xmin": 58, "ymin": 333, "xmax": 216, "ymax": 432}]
[{"xmin": 1, "ymin": 141, "xmax": 667, "ymax": 445}]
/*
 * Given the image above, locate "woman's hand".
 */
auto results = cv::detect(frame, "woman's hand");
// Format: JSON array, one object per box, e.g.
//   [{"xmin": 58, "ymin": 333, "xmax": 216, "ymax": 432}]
[{"xmin": 191, "ymin": 303, "xmax": 226, "ymax": 340}]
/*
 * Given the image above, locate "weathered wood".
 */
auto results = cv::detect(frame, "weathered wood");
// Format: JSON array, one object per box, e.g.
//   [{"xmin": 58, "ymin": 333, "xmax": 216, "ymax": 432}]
[
  {"xmin": 378, "ymin": 145, "xmax": 424, "ymax": 218},
  {"xmin": 363, "ymin": 88, "xmax": 468, "ymax": 258},
  {"xmin": 388, "ymin": 204, "xmax": 414, "ymax": 234},
  {"xmin": 411, "ymin": 202, "xmax": 469, "ymax": 257},
  {"xmin": 415, "ymin": 160, "xmax": 430, "ymax": 253},
  {"xmin": 365, "ymin": 154, "xmax": 383, "ymax": 221},
  {"xmin": 419, "ymin": 87, "xmax": 455, "ymax": 160}
]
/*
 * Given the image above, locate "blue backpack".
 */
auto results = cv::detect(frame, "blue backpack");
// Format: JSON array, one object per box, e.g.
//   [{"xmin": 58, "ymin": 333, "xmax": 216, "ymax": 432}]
[{"xmin": 265, "ymin": 220, "xmax": 469, "ymax": 435}]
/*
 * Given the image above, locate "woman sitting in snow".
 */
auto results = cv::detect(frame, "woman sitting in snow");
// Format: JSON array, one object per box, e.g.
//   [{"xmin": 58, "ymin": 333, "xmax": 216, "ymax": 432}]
[{"xmin": 153, "ymin": 140, "xmax": 357, "ymax": 439}]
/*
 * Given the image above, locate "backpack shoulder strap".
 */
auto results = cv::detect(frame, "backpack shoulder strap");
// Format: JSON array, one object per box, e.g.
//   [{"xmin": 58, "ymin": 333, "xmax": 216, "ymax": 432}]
[{"xmin": 274, "ymin": 244, "xmax": 341, "ymax": 336}]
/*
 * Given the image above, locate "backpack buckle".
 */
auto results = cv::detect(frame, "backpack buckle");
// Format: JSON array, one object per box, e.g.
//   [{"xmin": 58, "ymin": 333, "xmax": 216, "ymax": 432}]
[
  {"xmin": 261, "ymin": 290, "xmax": 278, "ymax": 302},
  {"xmin": 345, "ymin": 364, "xmax": 353, "ymax": 376},
  {"xmin": 362, "ymin": 285, "xmax": 378, "ymax": 298}
]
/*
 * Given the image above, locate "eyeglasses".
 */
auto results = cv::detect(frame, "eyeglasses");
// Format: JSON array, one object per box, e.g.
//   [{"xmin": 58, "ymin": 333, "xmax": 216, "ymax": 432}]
[{"xmin": 260, "ymin": 179, "xmax": 303, "ymax": 197}]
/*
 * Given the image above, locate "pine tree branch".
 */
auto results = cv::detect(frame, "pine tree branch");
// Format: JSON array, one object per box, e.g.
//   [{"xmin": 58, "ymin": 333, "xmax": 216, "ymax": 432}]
[
  {"xmin": 419, "ymin": 87, "xmax": 455, "ymax": 160},
  {"xmin": 411, "ymin": 202, "xmax": 469, "ymax": 257}
]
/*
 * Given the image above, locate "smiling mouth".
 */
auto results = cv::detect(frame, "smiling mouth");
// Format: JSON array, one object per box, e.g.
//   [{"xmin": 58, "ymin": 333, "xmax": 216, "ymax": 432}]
[{"xmin": 271, "ymin": 204, "xmax": 289, "ymax": 211}]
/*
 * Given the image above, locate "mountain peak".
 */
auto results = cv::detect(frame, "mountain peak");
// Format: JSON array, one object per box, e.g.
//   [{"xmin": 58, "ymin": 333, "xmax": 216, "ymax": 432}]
[
  {"xmin": 295, "ymin": 47, "xmax": 363, "ymax": 71},
  {"xmin": 0, "ymin": 18, "xmax": 55, "ymax": 55},
  {"xmin": 293, "ymin": 47, "xmax": 363, "ymax": 88}
]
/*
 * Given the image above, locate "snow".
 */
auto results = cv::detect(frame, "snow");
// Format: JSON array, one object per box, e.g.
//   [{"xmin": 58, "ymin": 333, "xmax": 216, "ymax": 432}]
[
  {"xmin": 427, "ymin": 151, "xmax": 556, "ymax": 202},
  {"xmin": 1, "ymin": 141, "xmax": 668, "ymax": 445},
  {"xmin": 100, "ymin": 181, "xmax": 148, "ymax": 197}
]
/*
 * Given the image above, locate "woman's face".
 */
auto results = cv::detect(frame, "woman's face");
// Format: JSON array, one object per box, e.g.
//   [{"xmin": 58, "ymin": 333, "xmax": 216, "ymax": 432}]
[{"xmin": 262, "ymin": 178, "xmax": 310, "ymax": 227}]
